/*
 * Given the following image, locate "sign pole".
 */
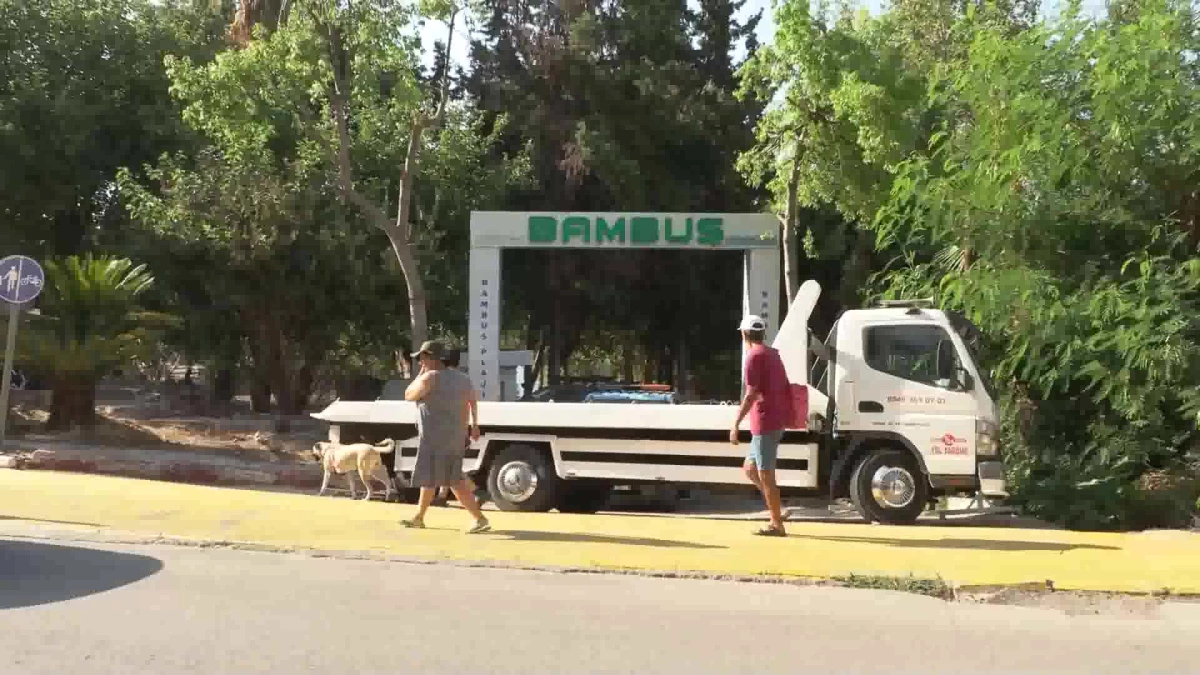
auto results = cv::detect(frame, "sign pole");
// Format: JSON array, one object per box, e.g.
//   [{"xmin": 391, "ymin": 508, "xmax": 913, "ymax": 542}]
[{"xmin": 0, "ymin": 300, "xmax": 19, "ymax": 449}]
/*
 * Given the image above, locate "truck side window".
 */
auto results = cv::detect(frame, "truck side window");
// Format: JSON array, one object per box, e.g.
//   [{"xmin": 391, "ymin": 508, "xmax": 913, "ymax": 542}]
[{"xmin": 864, "ymin": 324, "xmax": 961, "ymax": 388}]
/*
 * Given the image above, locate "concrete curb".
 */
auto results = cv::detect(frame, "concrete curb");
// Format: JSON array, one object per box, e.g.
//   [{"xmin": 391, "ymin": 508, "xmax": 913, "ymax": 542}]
[{"xmin": 1, "ymin": 442, "xmax": 323, "ymax": 491}]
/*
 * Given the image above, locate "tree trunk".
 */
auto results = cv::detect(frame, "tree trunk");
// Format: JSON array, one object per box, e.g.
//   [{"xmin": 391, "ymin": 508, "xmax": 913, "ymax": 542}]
[
  {"xmin": 382, "ymin": 226, "xmax": 428, "ymax": 375},
  {"xmin": 675, "ymin": 334, "xmax": 689, "ymax": 395},
  {"xmin": 781, "ymin": 145, "xmax": 802, "ymax": 303},
  {"xmin": 250, "ymin": 380, "xmax": 271, "ymax": 413},
  {"xmin": 621, "ymin": 337, "xmax": 635, "ymax": 383},
  {"xmin": 285, "ymin": 362, "xmax": 315, "ymax": 416},
  {"xmin": 211, "ymin": 367, "xmax": 235, "ymax": 405},
  {"xmin": 242, "ymin": 306, "xmax": 275, "ymax": 413},
  {"xmin": 522, "ymin": 313, "xmax": 539, "ymax": 399},
  {"xmin": 529, "ymin": 343, "xmax": 546, "ymax": 395},
  {"xmin": 270, "ymin": 358, "xmax": 297, "ymax": 416},
  {"xmin": 46, "ymin": 374, "xmax": 97, "ymax": 430},
  {"xmin": 267, "ymin": 336, "xmax": 313, "ymax": 417}
]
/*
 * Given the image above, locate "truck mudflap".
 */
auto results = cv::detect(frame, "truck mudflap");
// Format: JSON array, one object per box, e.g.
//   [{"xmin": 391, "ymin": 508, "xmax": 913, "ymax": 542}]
[
  {"xmin": 931, "ymin": 460, "xmax": 1015, "ymax": 520},
  {"xmin": 977, "ymin": 460, "xmax": 1008, "ymax": 498}
]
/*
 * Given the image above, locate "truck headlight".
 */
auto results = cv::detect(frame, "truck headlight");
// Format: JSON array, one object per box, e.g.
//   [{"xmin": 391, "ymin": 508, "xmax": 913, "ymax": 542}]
[{"xmin": 976, "ymin": 419, "xmax": 999, "ymax": 457}]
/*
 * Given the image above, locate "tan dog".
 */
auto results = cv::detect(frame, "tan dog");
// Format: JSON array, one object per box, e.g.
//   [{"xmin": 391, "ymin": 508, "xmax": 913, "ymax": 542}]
[{"xmin": 312, "ymin": 439, "xmax": 397, "ymax": 501}]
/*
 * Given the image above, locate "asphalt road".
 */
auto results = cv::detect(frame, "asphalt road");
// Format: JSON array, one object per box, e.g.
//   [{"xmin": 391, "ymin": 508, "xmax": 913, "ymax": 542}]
[{"xmin": 2, "ymin": 538, "xmax": 1198, "ymax": 675}]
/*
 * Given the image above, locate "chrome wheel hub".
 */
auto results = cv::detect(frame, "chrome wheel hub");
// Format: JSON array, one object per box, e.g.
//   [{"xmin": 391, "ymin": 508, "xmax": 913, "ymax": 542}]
[
  {"xmin": 871, "ymin": 466, "xmax": 916, "ymax": 509},
  {"xmin": 496, "ymin": 460, "xmax": 539, "ymax": 503}
]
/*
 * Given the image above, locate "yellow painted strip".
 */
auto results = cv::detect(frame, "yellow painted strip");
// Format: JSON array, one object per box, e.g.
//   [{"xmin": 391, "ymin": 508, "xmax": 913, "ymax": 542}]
[{"xmin": 1, "ymin": 470, "xmax": 1197, "ymax": 593}]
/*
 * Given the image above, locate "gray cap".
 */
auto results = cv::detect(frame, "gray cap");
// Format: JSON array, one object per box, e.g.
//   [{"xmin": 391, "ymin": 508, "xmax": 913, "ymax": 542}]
[{"xmin": 410, "ymin": 340, "xmax": 447, "ymax": 359}]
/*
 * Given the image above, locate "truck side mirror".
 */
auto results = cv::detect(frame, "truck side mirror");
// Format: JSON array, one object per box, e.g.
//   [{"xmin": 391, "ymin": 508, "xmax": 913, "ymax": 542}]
[
  {"xmin": 957, "ymin": 368, "xmax": 975, "ymax": 392},
  {"xmin": 935, "ymin": 340, "xmax": 956, "ymax": 380}
]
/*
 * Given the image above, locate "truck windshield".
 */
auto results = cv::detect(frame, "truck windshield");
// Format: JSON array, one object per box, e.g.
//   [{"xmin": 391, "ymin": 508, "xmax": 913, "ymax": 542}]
[{"xmin": 946, "ymin": 311, "xmax": 997, "ymax": 400}]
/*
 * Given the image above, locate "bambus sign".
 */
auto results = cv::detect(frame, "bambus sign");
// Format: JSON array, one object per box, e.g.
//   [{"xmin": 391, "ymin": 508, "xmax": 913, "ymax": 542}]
[{"xmin": 527, "ymin": 215, "xmax": 725, "ymax": 246}]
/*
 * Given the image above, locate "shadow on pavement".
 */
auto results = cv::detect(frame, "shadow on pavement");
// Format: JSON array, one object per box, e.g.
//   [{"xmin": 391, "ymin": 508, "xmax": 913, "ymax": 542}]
[
  {"xmin": 0, "ymin": 539, "xmax": 163, "ymax": 610},
  {"xmin": 598, "ymin": 509, "xmax": 1056, "ymax": 528},
  {"xmin": 494, "ymin": 530, "xmax": 726, "ymax": 550},
  {"xmin": 798, "ymin": 535, "xmax": 1119, "ymax": 552},
  {"xmin": 0, "ymin": 515, "xmax": 103, "ymax": 528}
]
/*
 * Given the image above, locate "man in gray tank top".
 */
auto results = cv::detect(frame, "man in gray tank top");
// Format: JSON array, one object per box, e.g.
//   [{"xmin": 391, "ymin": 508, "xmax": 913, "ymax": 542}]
[
  {"xmin": 431, "ymin": 347, "xmax": 472, "ymax": 506},
  {"xmin": 402, "ymin": 340, "xmax": 490, "ymax": 533}
]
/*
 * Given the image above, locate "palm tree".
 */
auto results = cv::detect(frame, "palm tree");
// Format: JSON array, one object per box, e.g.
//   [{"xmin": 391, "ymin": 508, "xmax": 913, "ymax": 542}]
[{"xmin": 16, "ymin": 255, "xmax": 173, "ymax": 430}]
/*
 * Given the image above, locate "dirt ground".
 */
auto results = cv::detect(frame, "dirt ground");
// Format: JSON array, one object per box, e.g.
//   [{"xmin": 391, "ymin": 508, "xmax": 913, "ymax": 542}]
[
  {"xmin": 957, "ymin": 585, "xmax": 1200, "ymax": 616},
  {"xmin": 7, "ymin": 398, "xmax": 322, "ymax": 463}
]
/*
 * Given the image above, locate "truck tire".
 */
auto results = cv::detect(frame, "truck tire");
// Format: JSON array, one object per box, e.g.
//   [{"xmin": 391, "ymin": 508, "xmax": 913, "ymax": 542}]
[
  {"xmin": 849, "ymin": 448, "xmax": 929, "ymax": 525},
  {"xmin": 486, "ymin": 444, "xmax": 560, "ymax": 512},
  {"xmin": 557, "ymin": 483, "xmax": 612, "ymax": 514}
]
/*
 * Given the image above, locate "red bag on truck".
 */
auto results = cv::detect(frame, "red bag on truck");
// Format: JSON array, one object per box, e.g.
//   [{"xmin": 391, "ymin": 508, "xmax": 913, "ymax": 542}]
[{"xmin": 787, "ymin": 384, "xmax": 809, "ymax": 430}]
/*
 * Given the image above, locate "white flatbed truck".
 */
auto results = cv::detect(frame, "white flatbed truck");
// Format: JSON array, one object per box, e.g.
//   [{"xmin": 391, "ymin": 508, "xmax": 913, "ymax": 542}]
[{"xmin": 312, "ymin": 280, "xmax": 1008, "ymax": 524}]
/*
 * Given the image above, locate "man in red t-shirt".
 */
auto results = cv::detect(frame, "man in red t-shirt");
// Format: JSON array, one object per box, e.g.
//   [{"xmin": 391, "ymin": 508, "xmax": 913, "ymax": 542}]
[{"xmin": 729, "ymin": 315, "xmax": 792, "ymax": 536}]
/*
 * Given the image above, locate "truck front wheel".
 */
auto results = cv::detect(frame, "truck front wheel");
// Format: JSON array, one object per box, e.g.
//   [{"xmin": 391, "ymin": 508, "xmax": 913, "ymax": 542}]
[
  {"xmin": 849, "ymin": 448, "xmax": 929, "ymax": 525},
  {"xmin": 486, "ymin": 444, "xmax": 560, "ymax": 512}
]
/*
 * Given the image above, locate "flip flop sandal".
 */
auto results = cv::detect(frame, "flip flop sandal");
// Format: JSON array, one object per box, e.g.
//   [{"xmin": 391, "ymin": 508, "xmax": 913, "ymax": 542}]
[
  {"xmin": 754, "ymin": 526, "xmax": 786, "ymax": 537},
  {"xmin": 401, "ymin": 519, "xmax": 426, "ymax": 529}
]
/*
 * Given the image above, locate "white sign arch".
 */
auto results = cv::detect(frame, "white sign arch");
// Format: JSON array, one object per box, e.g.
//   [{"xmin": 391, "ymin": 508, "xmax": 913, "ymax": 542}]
[{"xmin": 468, "ymin": 211, "xmax": 780, "ymax": 401}]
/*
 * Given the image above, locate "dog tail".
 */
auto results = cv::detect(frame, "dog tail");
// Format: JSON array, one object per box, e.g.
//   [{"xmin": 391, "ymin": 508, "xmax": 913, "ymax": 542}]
[{"xmin": 376, "ymin": 438, "xmax": 396, "ymax": 453}]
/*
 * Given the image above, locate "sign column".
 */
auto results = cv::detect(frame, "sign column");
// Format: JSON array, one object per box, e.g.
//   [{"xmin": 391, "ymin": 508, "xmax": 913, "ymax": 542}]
[
  {"xmin": 741, "ymin": 248, "xmax": 780, "ymax": 363},
  {"xmin": 468, "ymin": 247, "xmax": 502, "ymax": 402}
]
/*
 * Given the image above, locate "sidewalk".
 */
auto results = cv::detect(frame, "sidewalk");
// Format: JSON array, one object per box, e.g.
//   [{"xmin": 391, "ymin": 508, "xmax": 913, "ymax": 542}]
[
  {"xmin": 0, "ymin": 439, "xmax": 1037, "ymax": 525},
  {"xmin": 2, "ymin": 470, "xmax": 1198, "ymax": 594}
]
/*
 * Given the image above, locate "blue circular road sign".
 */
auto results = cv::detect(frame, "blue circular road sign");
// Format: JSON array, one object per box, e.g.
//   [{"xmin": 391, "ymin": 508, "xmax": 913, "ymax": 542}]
[{"xmin": 0, "ymin": 255, "xmax": 45, "ymax": 305}]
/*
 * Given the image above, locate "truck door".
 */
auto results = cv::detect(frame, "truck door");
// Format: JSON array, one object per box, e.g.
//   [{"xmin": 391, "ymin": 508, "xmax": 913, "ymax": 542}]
[
  {"xmin": 852, "ymin": 322, "xmax": 977, "ymax": 476},
  {"xmin": 773, "ymin": 279, "xmax": 821, "ymax": 384}
]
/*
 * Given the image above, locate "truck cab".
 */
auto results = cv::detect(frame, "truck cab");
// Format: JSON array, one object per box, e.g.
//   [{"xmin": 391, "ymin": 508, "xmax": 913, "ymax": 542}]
[{"xmin": 798, "ymin": 295, "xmax": 1006, "ymax": 524}]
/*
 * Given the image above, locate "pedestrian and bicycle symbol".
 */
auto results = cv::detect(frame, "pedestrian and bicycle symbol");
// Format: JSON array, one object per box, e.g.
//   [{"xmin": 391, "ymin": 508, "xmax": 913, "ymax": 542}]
[{"xmin": 0, "ymin": 255, "xmax": 45, "ymax": 305}]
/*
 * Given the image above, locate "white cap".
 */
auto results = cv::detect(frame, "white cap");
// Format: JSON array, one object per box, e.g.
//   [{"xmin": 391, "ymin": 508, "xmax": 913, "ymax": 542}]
[{"xmin": 738, "ymin": 315, "xmax": 767, "ymax": 332}]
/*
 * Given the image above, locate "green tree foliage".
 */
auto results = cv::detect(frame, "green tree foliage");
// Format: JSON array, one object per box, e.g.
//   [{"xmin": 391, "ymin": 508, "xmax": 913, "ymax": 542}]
[
  {"xmin": 743, "ymin": 0, "xmax": 1199, "ymax": 528},
  {"xmin": 737, "ymin": 0, "xmax": 1036, "ymax": 323},
  {"xmin": 737, "ymin": 1, "xmax": 929, "ymax": 319},
  {"xmin": 874, "ymin": 0, "xmax": 1200, "ymax": 529},
  {"xmin": 15, "ymin": 256, "xmax": 174, "ymax": 429},
  {"xmin": 136, "ymin": 0, "xmax": 527, "ymax": 394},
  {"xmin": 0, "ymin": 0, "xmax": 228, "ymax": 256},
  {"xmin": 119, "ymin": 149, "xmax": 402, "ymax": 413},
  {"xmin": 161, "ymin": 0, "xmax": 528, "ymax": 370}
]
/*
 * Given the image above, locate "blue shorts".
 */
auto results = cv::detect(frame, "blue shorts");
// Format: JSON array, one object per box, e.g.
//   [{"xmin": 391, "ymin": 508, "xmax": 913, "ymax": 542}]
[{"xmin": 748, "ymin": 430, "xmax": 784, "ymax": 471}]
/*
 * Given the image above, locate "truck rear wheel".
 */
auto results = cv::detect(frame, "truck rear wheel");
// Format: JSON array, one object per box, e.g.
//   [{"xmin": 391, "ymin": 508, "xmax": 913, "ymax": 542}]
[
  {"xmin": 486, "ymin": 444, "xmax": 560, "ymax": 512},
  {"xmin": 849, "ymin": 448, "xmax": 929, "ymax": 525}
]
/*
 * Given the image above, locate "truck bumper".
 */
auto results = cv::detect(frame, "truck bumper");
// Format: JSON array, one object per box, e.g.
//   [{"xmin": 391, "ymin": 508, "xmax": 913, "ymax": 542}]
[{"xmin": 978, "ymin": 460, "xmax": 1008, "ymax": 498}]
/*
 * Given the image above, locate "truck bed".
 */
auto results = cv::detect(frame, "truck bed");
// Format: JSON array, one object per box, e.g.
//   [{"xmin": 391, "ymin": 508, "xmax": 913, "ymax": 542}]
[{"xmin": 315, "ymin": 399, "xmax": 752, "ymax": 430}]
